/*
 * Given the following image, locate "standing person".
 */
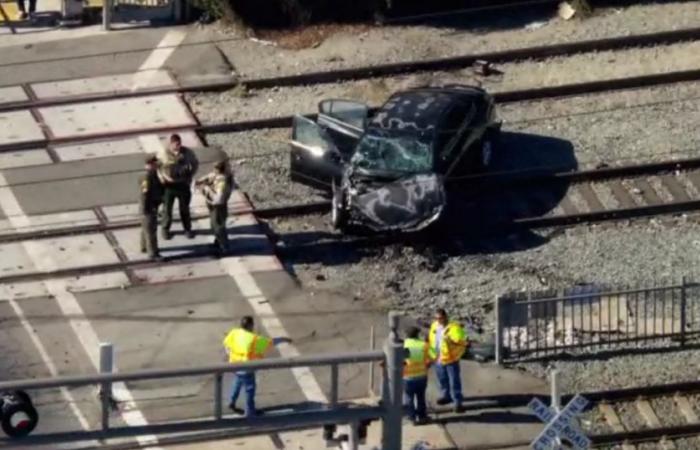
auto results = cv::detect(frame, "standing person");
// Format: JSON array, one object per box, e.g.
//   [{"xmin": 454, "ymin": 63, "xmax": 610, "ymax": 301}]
[
  {"xmin": 196, "ymin": 159, "xmax": 233, "ymax": 256},
  {"xmin": 139, "ymin": 155, "xmax": 163, "ymax": 261},
  {"xmin": 222, "ymin": 316, "xmax": 272, "ymax": 417},
  {"xmin": 403, "ymin": 326, "xmax": 431, "ymax": 425},
  {"xmin": 428, "ymin": 308, "xmax": 467, "ymax": 413},
  {"xmin": 16, "ymin": 0, "xmax": 36, "ymax": 20},
  {"xmin": 157, "ymin": 134, "xmax": 199, "ymax": 240}
]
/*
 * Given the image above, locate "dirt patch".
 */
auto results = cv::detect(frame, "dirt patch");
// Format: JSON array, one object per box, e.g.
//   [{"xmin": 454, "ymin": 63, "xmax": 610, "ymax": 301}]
[{"xmin": 254, "ymin": 23, "xmax": 373, "ymax": 50}]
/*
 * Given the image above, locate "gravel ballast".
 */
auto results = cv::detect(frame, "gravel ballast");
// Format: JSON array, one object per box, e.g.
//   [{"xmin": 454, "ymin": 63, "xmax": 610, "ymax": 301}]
[{"xmin": 204, "ymin": 2, "xmax": 700, "ymax": 79}]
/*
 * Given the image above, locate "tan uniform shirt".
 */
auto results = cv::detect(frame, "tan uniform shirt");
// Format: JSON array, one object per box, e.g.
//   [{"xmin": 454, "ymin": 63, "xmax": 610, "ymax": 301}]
[
  {"xmin": 197, "ymin": 171, "xmax": 233, "ymax": 206},
  {"xmin": 157, "ymin": 147, "xmax": 199, "ymax": 185}
]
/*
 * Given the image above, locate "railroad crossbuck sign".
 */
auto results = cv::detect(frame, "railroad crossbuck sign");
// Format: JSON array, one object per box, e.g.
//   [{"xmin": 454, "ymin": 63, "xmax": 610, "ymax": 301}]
[{"xmin": 528, "ymin": 395, "xmax": 591, "ymax": 450}]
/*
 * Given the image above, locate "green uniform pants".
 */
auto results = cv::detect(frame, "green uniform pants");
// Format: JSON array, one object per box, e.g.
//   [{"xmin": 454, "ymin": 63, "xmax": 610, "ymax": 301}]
[
  {"xmin": 209, "ymin": 204, "xmax": 228, "ymax": 252},
  {"xmin": 162, "ymin": 184, "xmax": 192, "ymax": 234},
  {"xmin": 140, "ymin": 212, "xmax": 159, "ymax": 257}
]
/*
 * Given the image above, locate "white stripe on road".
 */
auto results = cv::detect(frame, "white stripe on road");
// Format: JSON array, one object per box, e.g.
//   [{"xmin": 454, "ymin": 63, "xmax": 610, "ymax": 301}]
[
  {"xmin": 6, "ymin": 298, "xmax": 92, "ymax": 432},
  {"xmin": 132, "ymin": 29, "xmax": 187, "ymax": 91},
  {"xmin": 0, "ymin": 172, "xmax": 161, "ymax": 449},
  {"xmin": 219, "ymin": 257, "xmax": 328, "ymax": 403}
]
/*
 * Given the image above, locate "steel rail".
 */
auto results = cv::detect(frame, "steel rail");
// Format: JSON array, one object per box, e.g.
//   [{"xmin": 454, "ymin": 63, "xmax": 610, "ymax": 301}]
[
  {"xmin": 2, "ymin": 25, "xmax": 700, "ymax": 116},
  {"xmin": 2, "ymin": 67, "xmax": 700, "ymax": 155},
  {"xmin": 0, "ymin": 201, "xmax": 329, "ymax": 244},
  {"xmin": 2, "ymin": 156, "xmax": 695, "ymax": 245},
  {"xmin": 199, "ymin": 67, "xmax": 700, "ymax": 134}
]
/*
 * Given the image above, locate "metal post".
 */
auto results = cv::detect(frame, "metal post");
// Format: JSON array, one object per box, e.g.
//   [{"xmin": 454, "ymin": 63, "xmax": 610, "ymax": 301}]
[
  {"xmin": 102, "ymin": 0, "xmax": 112, "ymax": 30},
  {"xmin": 214, "ymin": 372, "xmax": 223, "ymax": 420},
  {"xmin": 347, "ymin": 421, "xmax": 360, "ymax": 450},
  {"xmin": 330, "ymin": 364, "xmax": 339, "ymax": 408},
  {"xmin": 680, "ymin": 277, "xmax": 688, "ymax": 346},
  {"xmin": 368, "ymin": 325, "xmax": 375, "ymax": 397},
  {"xmin": 495, "ymin": 296, "xmax": 503, "ymax": 365},
  {"xmin": 99, "ymin": 343, "xmax": 114, "ymax": 431},
  {"xmin": 550, "ymin": 368, "xmax": 562, "ymax": 448},
  {"xmin": 173, "ymin": 0, "xmax": 182, "ymax": 23},
  {"xmin": 381, "ymin": 312, "xmax": 403, "ymax": 450},
  {"xmin": 550, "ymin": 369, "xmax": 560, "ymax": 413}
]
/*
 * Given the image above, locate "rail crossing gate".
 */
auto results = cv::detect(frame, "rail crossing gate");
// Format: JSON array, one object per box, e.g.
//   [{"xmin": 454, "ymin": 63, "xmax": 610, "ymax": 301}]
[{"xmin": 528, "ymin": 395, "xmax": 590, "ymax": 450}]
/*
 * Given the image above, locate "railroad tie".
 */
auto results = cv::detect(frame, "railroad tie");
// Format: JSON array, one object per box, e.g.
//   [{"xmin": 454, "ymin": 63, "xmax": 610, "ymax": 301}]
[
  {"xmin": 685, "ymin": 171, "xmax": 700, "ymax": 197},
  {"xmin": 608, "ymin": 180, "xmax": 639, "ymax": 209},
  {"xmin": 598, "ymin": 403, "xmax": 636, "ymax": 450},
  {"xmin": 631, "ymin": 179, "xmax": 663, "ymax": 206},
  {"xmin": 660, "ymin": 175, "xmax": 692, "ymax": 203},
  {"xmin": 635, "ymin": 399, "xmax": 676, "ymax": 450},
  {"xmin": 673, "ymin": 394, "xmax": 700, "ymax": 447}
]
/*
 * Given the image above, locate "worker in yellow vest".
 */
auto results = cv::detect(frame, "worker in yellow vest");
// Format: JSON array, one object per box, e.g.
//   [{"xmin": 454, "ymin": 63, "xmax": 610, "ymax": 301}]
[
  {"xmin": 222, "ymin": 316, "xmax": 272, "ymax": 417},
  {"xmin": 428, "ymin": 308, "xmax": 467, "ymax": 413},
  {"xmin": 403, "ymin": 326, "xmax": 431, "ymax": 425}
]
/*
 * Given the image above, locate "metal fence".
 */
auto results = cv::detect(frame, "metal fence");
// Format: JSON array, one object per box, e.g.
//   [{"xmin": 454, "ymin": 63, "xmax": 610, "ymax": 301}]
[
  {"xmin": 494, "ymin": 278, "xmax": 700, "ymax": 363},
  {"xmin": 0, "ymin": 314, "xmax": 406, "ymax": 450}
]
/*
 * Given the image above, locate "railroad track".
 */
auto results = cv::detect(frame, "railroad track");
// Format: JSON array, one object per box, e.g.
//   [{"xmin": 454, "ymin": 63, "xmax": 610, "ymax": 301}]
[
  {"xmin": 3, "ymin": 156, "xmax": 700, "ymax": 286},
  {"xmin": 575, "ymin": 381, "xmax": 700, "ymax": 448},
  {"xmin": 2, "ymin": 25, "xmax": 700, "ymax": 117},
  {"xmin": 4, "ymin": 66, "xmax": 700, "ymax": 155},
  {"xmin": 458, "ymin": 380, "xmax": 700, "ymax": 448}
]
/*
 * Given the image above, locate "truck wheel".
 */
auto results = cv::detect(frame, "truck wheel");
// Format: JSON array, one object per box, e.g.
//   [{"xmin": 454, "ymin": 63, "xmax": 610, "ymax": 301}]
[
  {"xmin": 331, "ymin": 181, "xmax": 348, "ymax": 230},
  {"xmin": 1, "ymin": 394, "xmax": 38, "ymax": 438}
]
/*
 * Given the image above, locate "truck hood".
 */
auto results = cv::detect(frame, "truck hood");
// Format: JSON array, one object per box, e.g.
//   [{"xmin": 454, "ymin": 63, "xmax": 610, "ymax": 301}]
[{"xmin": 348, "ymin": 173, "xmax": 446, "ymax": 232}]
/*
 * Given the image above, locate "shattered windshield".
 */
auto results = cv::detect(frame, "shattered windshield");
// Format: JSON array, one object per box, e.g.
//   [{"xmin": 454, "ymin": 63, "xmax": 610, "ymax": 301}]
[{"xmin": 350, "ymin": 129, "xmax": 433, "ymax": 173}]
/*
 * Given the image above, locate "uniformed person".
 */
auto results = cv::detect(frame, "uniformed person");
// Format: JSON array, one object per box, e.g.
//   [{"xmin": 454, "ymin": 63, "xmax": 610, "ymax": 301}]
[
  {"xmin": 196, "ymin": 159, "xmax": 233, "ymax": 255},
  {"xmin": 140, "ymin": 155, "xmax": 164, "ymax": 261},
  {"xmin": 403, "ymin": 326, "xmax": 431, "ymax": 425},
  {"xmin": 157, "ymin": 134, "xmax": 199, "ymax": 240}
]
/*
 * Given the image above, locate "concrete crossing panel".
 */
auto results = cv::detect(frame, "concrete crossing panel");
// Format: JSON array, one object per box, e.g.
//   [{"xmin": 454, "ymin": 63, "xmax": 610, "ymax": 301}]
[
  {"xmin": 39, "ymin": 94, "xmax": 196, "ymax": 140},
  {"xmin": 0, "ymin": 149, "xmax": 52, "ymax": 169},
  {"xmin": 0, "ymin": 209, "xmax": 99, "ymax": 235},
  {"xmin": 54, "ymin": 131, "xmax": 200, "ymax": 162},
  {"xmin": 0, "ymin": 86, "xmax": 29, "ymax": 105},
  {"xmin": 0, "ymin": 233, "xmax": 119, "ymax": 275},
  {"xmin": 0, "ymin": 110, "xmax": 44, "ymax": 145},
  {"xmin": 30, "ymin": 70, "xmax": 177, "ymax": 100}
]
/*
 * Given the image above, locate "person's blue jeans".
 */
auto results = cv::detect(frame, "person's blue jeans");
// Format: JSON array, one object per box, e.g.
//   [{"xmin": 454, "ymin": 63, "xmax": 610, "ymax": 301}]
[
  {"xmin": 230, "ymin": 371, "xmax": 256, "ymax": 416},
  {"xmin": 403, "ymin": 377, "xmax": 428, "ymax": 420},
  {"xmin": 435, "ymin": 361, "xmax": 463, "ymax": 404}
]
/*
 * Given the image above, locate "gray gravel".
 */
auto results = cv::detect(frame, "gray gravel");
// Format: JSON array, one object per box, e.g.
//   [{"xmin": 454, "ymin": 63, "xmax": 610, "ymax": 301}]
[
  {"xmin": 202, "ymin": 2, "xmax": 700, "ymax": 79},
  {"xmin": 189, "ymin": 39, "xmax": 700, "ymax": 125},
  {"xmin": 192, "ymin": 78, "xmax": 700, "ymax": 173}
]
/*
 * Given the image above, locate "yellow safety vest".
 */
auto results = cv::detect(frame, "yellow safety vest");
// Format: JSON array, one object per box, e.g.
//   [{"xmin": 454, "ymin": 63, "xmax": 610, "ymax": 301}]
[
  {"xmin": 403, "ymin": 338, "xmax": 430, "ymax": 379},
  {"xmin": 428, "ymin": 321, "xmax": 467, "ymax": 365},
  {"xmin": 222, "ymin": 328, "xmax": 271, "ymax": 363}
]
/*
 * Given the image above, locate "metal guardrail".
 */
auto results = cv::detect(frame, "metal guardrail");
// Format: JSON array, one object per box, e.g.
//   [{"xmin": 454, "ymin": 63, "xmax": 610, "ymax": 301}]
[
  {"xmin": 0, "ymin": 313, "xmax": 406, "ymax": 449},
  {"xmin": 495, "ymin": 278, "xmax": 699, "ymax": 363}
]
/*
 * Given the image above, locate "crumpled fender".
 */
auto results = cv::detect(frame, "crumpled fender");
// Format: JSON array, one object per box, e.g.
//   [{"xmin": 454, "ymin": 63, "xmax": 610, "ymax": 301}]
[{"xmin": 348, "ymin": 173, "xmax": 446, "ymax": 232}]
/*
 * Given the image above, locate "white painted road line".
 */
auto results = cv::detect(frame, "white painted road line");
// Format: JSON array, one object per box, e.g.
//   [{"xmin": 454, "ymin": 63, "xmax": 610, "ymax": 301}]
[
  {"xmin": 6, "ymin": 298, "xmax": 92, "ymax": 432},
  {"xmin": 0, "ymin": 171, "xmax": 161, "ymax": 449},
  {"xmin": 132, "ymin": 29, "xmax": 188, "ymax": 91},
  {"xmin": 219, "ymin": 257, "xmax": 328, "ymax": 404}
]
